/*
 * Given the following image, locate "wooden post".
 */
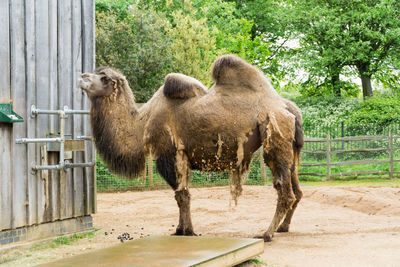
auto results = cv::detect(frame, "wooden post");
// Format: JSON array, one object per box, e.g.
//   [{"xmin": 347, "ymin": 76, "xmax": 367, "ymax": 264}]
[
  {"xmin": 142, "ymin": 157, "xmax": 147, "ymax": 182},
  {"xmin": 148, "ymin": 154, "xmax": 154, "ymax": 186},
  {"xmin": 389, "ymin": 130, "xmax": 394, "ymax": 179},
  {"xmin": 326, "ymin": 133, "xmax": 331, "ymax": 180},
  {"xmin": 259, "ymin": 149, "xmax": 267, "ymax": 185}
]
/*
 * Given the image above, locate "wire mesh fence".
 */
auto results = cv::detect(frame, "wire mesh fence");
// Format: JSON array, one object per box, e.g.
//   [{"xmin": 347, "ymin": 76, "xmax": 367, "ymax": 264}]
[
  {"xmin": 96, "ymin": 122, "xmax": 400, "ymax": 192},
  {"xmin": 97, "ymin": 150, "xmax": 271, "ymax": 192}
]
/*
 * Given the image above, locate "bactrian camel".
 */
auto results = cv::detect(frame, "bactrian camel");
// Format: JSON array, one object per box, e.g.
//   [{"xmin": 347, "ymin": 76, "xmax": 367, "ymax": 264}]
[{"xmin": 79, "ymin": 55, "xmax": 304, "ymax": 241}]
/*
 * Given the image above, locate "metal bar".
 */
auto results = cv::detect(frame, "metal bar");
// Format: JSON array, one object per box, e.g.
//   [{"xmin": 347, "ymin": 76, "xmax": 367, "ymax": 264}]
[
  {"xmin": 31, "ymin": 105, "xmax": 90, "ymax": 116},
  {"xmin": 34, "ymin": 161, "xmax": 95, "ymax": 171},
  {"xmin": 65, "ymin": 162, "xmax": 95, "ymax": 168},
  {"xmin": 64, "ymin": 109, "xmax": 90, "ymax": 115},
  {"xmin": 31, "ymin": 105, "xmax": 62, "ymax": 116},
  {"xmin": 59, "ymin": 112, "xmax": 65, "ymax": 166},
  {"xmin": 76, "ymin": 135, "xmax": 92, "ymax": 140},
  {"xmin": 15, "ymin": 137, "xmax": 62, "ymax": 144},
  {"xmin": 33, "ymin": 164, "xmax": 63, "ymax": 171}
]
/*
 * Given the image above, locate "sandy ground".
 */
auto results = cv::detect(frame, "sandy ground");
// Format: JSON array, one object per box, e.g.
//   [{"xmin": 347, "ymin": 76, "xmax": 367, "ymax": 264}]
[{"xmin": 1, "ymin": 185, "xmax": 400, "ymax": 267}]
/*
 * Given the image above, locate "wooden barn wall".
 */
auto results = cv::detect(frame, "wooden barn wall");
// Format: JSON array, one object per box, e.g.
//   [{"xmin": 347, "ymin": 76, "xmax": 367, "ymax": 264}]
[{"xmin": 0, "ymin": 0, "xmax": 95, "ymax": 231}]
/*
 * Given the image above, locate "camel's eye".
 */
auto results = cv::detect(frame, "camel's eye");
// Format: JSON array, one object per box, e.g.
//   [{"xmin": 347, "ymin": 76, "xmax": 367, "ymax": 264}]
[{"xmin": 100, "ymin": 76, "xmax": 110, "ymax": 84}]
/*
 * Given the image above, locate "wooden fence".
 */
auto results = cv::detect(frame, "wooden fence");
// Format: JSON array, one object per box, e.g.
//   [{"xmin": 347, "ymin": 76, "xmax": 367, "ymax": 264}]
[{"xmin": 300, "ymin": 131, "xmax": 400, "ymax": 179}]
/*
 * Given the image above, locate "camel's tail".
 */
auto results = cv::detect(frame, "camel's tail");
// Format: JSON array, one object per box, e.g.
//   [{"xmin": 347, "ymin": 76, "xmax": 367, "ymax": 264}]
[{"xmin": 294, "ymin": 116, "xmax": 304, "ymax": 168}]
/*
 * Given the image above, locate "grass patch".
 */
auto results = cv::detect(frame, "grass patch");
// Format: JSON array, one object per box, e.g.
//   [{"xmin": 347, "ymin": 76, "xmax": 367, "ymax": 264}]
[
  {"xmin": 31, "ymin": 230, "xmax": 97, "ymax": 250},
  {"xmin": 301, "ymin": 177, "xmax": 400, "ymax": 187},
  {"xmin": 53, "ymin": 231, "xmax": 95, "ymax": 246}
]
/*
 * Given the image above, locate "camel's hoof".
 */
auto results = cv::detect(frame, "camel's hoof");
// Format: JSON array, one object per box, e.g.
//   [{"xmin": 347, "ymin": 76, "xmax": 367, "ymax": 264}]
[
  {"xmin": 277, "ymin": 225, "xmax": 289, "ymax": 233},
  {"xmin": 254, "ymin": 234, "xmax": 273, "ymax": 242},
  {"xmin": 172, "ymin": 229, "xmax": 197, "ymax": 236},
  {"xmin": 263, "ymin": 234, "xmax": 273, "ymax": 242}
]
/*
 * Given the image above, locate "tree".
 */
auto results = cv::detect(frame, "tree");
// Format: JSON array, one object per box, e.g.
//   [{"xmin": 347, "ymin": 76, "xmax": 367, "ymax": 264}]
[
  {"xmin": 289, "ymin": 0, "xmax": 400, "ymax": 98},
  {"xmin": 166, "ymin": 2, "xmax": 218, "ymax": 86},
  {"xmin": 95, "ymin": 5, "xmax": 172, "ymax": 102},
  {"xmin": 192, "ymin": 0, "xmax": 271, "ymax": 68}
]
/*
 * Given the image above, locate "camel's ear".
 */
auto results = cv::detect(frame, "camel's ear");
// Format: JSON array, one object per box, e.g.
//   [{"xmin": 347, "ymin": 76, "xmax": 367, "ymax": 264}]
[{"xmin": 163, "ymin": 73, "xmax": 207, "ymax": 99}]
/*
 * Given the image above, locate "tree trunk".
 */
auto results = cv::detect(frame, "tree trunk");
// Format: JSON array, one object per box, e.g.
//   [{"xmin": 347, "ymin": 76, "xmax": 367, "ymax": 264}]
[
  {"xmin": 331, "ymin": 73, "xmax": 341, "ymax": 97},
  {"xmin": 360, "ymin": 73, "xmax": 373, "ymax": 98},
  {"xmin": 357, "ymin": 64, "xmax": 373, "ymax": 98}
]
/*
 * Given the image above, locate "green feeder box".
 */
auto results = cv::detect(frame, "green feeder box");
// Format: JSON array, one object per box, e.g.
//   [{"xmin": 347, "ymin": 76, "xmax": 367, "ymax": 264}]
[{"xmin": 0, "ymin": 103, "xmax": 24, "ymax": 123}]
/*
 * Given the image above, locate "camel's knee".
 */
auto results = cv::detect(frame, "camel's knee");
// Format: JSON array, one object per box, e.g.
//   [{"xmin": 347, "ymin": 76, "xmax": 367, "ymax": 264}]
[
  {"xmin": 274, "ymin": 187, "xmax": 295, "ymax": 210},
  {"xmin": 294, "ymin": 189, "xmax": 303, "ymax": 202},
  {"xmin": 175, "ymin": 188, "xmax": 191, "ymax": 208}
]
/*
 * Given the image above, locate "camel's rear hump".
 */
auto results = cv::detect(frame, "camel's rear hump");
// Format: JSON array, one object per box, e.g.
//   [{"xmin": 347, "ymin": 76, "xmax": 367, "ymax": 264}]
[{"xmin": 212, "ymin": 55, "xmax": 278, "ymax": 97}]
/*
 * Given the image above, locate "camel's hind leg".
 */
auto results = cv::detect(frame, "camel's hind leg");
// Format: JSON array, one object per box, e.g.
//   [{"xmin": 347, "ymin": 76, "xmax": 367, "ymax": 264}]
[
  {"xmin": 259, "ymin": 158, "xmax": 296, "ymax": 242},
  {"xmin": 277, "ymin": 162, "xmax": 302, "ymax": 232}
]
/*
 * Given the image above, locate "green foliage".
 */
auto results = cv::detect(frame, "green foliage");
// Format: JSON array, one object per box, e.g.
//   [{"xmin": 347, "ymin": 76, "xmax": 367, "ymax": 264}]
[
  {"xmin": 347, "ymin": 96, "xmax": 400, "ymax": 125},
  {"xmin": 295, "ymin": 96, "xmax": 360, "ymax": 128},
  {"xmin": 287, "ymin": 0, "xmax": 400, "ymax": 97},
  {"xmin": 192, "ymin": 0, "xmax": 271, "ymax": 66},
  {"xmin": 166, "ymin": 3, "xmax": 217, "ymax": 86},
  {"xmin": 95, "ymin": 0, "xmax": 134, "ymax": 18},
  {"xmin": 95, "ymin": 6, "xmax": 172, "ymax": 102},
  {"xmin": 298, "ymin": 80, "xmax": 360, "ymax": 98},
  {"xmin": 295, "ymin": 95, "xmax": 400, "ymax": 133}
]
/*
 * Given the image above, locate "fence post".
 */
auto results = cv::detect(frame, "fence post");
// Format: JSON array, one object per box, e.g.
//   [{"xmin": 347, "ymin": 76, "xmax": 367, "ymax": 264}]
[
  {"xmin": 141, "ymin": 157, "xmax": 147, "ymax": 182},
  {"xmin": 327, "ymin": 133, "xmax": 331, "ymax": 180},
  {"xmin": 389, "ymin": 130, "xmax": 394, "ymax": 179},
  {"xmin": 259, "ymin": 149, "xmax": 267, "ymax": 185},
  {"xmin": 341, "ymin": 121, "xmax": 344, "ymax": 150},
  {"xmin": 148, "ymin": 154, "xmax": 154, "ymax": 185}
]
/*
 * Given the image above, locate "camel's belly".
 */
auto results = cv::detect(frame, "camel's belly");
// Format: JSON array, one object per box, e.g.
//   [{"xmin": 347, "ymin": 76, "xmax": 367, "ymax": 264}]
[{"xmin": 186, "ymin": 126, "xmax": 261, "ymax": 172}]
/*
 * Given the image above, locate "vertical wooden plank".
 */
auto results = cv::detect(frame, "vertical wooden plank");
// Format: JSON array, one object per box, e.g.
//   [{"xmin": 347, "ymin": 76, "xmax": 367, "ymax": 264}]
[
  {"xmin": 389, "ymin": 131, "xmax": 394, "ymax": 179},
  {"xmin": 0, "ymin": 125, "xmax": 12, "ymax": 231},
  {"xmin": 72, "ymin": 0, "xmax": 84, "ymax": 217},
  {"xmin": 0, "ymin": 0, "xmax": 11, "ymax": 103},
  {"xmin": 58, "ymin": 0, "xmax": 73, "ymax": 219},
  {"xmin": 35, "ymin": 0, "xmax": 51, "ymax": 223},
  {"xmin": 326, "ymin": 133, "xmax": 331, "ymax": 180},
  {"xmin": 0, "ymin": 0, "xmax": 12, "ymax": 231},
  {"xmin": 10, "ymin": 0, "xmax": 28, "ymax": 228},
  {"xmin": 49, "ymin": 0, "xmax": 59, "ymax": 221},
  {"xmin": 25, "ymin": 0, "xmax": 38, "ymax": 226},
  {"xmin": 82, "ymin": 0, "xmax": 96, "ymax": 214},
  {"xmin": 148, "ymin": 154, "xmax": 154, "ymax": 185}
]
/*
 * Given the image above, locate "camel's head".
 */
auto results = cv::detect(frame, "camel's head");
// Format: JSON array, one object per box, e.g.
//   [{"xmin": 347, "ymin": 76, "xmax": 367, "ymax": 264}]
[{"xmin": 79, "ymin": 67, "xmax": 126, "ymax": 100}]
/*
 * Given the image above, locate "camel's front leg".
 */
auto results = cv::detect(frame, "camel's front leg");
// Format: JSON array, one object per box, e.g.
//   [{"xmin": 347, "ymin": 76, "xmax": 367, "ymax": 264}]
[{"xmin": 174, "ymin": 187, "xmax": 196, "ymax": 236}]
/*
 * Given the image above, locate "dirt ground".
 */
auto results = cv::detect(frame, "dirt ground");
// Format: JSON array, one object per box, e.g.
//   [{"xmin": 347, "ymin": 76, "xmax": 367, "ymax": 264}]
[{"xmin": 2, "ymin": 185, "xmax": 400, "ymax": 267}]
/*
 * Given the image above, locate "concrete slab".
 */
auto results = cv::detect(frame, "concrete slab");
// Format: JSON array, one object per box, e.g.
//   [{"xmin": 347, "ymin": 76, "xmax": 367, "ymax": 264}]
[{"xmin": 37, "ymin": 236, "xmax": 264, "ymax": 267}]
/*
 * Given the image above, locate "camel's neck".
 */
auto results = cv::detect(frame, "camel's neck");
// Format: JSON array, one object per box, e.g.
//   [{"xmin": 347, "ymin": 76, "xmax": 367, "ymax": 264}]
[{"xmin": 90, "ymin": 87, "xmax": 146, "ymax": 178}]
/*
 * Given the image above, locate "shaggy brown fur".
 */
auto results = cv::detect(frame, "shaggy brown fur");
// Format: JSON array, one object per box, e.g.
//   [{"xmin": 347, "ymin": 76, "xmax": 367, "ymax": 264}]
[{"xmin": 79, "ymin": 55, "xmax": 304, "ymax": 242}]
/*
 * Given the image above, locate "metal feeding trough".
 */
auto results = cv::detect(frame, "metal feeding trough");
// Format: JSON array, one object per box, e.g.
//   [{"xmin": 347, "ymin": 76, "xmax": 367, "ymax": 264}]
[
  {"xmin": 0, "ymin": 103, "xmax": 24, "ymax": 123},
  {"xmin": 37, "ymin": 236, "xmax": 265, "ymax": 267}
]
